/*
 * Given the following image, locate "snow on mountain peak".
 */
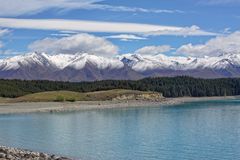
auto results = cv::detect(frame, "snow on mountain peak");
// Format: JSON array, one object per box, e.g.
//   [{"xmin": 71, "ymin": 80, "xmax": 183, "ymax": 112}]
[
  {"xmin": 49, "ymin": 53, "xmax": 76, "ymax": 69},
  {"xmin": 0, "ymin": 52, "xmax": 56, "ymax": 71},
  {"xmin": 68, "ymin": 53, "xmax": 124, "ymax": 70},
  {"xmin": 1, "ymin": 52, "xmax": 240, "ymax": 72},
  {"xmin": 119, "ymin": 52, "xmax": 240, "ymax": 71}
]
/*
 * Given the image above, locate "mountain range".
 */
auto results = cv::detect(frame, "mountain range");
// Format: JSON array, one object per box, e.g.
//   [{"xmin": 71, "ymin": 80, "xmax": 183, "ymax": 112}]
[{"xmin": 0, "ymin": 52, "xmax": 240, "ymax": 81}]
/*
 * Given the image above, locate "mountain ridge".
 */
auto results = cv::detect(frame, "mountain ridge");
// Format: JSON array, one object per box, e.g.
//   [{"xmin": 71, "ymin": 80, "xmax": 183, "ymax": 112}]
[{"xmin": 1, "ymin": 52, "xmax": 240, "ymax": 81}]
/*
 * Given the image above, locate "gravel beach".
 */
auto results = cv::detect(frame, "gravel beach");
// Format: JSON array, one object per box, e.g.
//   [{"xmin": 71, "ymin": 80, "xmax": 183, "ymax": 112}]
[{"xmin": 0, "ymin": 96, "xmax": 238, "ymax": 115}]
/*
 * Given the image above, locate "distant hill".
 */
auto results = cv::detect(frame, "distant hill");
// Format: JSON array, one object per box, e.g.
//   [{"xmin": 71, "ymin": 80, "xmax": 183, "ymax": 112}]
[
  {"xmin": 1, "ymin": 52, "xmax": 240, "ymax": 81},
  {"xmin": 1, "ymin": 76, "xmax": 240, "ymax": 98}
]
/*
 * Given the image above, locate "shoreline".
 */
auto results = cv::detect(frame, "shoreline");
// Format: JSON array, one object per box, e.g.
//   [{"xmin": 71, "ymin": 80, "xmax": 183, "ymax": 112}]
[
  {"xmin": 0, "ymin": 96, "xmax": 239, "ymax": 115},
  {"xmin": 0, "ymin": 145, "xmax": 71, "ymax": 160}
]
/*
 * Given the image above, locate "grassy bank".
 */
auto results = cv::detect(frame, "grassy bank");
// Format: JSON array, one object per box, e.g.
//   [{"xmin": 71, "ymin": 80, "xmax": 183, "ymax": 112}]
[{"xmin": 0, "ymin": 89, "xmax": 163, "ymax": 103}]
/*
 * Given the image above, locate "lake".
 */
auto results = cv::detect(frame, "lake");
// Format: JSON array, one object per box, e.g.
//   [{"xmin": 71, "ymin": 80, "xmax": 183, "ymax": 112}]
[{"xmin": 1, "ymin": 100, "xmax": 240, "ymax": 160}]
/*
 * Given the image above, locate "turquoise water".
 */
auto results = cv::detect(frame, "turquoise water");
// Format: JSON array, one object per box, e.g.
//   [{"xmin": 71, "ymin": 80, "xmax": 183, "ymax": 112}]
[{"xmin": 1, "ymin": 100, "xmax": 240, "ymax": 160}]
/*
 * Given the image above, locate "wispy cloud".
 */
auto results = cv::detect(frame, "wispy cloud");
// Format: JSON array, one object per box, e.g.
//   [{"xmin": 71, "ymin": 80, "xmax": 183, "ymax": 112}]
[
  {"xmin": 60, "ymin": 30, "xmax": 80, "ymax": 34},
  {"xmin": 0, "ymin": 0, "xmax": 87, "ymax": 16},
  {"xmin": 50, "ymin": 30, "xmax": 80, "ymax": 37},
  {"xmin": 198, "ymin": 0, "xmax": 240, "ymax": 5},
  {"xmin": 0, "ymin": 28, "xmax": 10, "ymax": 49},
  {"xmin": 84, "ymin": 4, "xmax": 184, "ymax": 14},
  {"xmin": 0, "ymin": 18, "xmax": 217, "ymax": 37},
  {"xmin": 50, "ymin": 33, "xmax": 72, "ymax": 37},
  {"xmin": 105, "ymin": 34, "xmax": 147, "ymax": 41},
  {"xmin": 0, "ymin": 0, "xmax": 183, "ymax": 17},
  {"xmin": 144, "ymin": 25, "xmax": 218, "ymax": 37},
  {"xmin": 0, "ymin": 28, "xmax": 10, "ymax": 37}
]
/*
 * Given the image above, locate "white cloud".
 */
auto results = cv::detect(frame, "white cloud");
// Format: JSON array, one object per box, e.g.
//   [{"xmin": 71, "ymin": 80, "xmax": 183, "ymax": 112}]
[
  {"xmin": 105, "ymin": 34, "xmax": 147, "ymax": 41},
  {"xmin": 0, "ymin": 0, "xmax": 182, "ymax": 17},
  {"xmin": 223, "ymin": 28, "xmax": 231, "ymax": 34},
  {"xmin": 0, "ymin": 18, "xmax": 217, "ymax": 37},
  {"xmin": 50, "ymin": 30, "xmax": 80, "ymax": 37},
  {"xmin": 145, "ymin": 25, "xmax": 217, "ymax": 36},
  {"xmin": 28, "ymin": 33, "xmax": 118, "ymax": 57},
  {"xmin": 0, "ymin": 28, "xmax": 10, "ymax": 49},
  {"xmin": 135, "ymin": 45, "xmax": 173, "ymax": 55},
  {"xmin": 0, "ymin": 28, "xmax": 9, "ymax": 37},
  {"xmin": 85, "ymin": 4, "xmax": 183, "ymax": 14},
  {"xmin": 60, "ymin": 30, "xmax": 80, "ymax": 34},
  {"xmin": 50, "ymin": 33, "xmax": 72, "ymax": 37},
  {"xmin": 176, "ymin": 31, "xmax": 240, "ymax": 57}
]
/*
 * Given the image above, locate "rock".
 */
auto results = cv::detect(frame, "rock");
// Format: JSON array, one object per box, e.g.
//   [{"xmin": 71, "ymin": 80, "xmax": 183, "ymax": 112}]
[
  {"xmin": 6, "ymin": 154, "xmax": 14, "ymax": 159},
  {"xmin": 0, "ymin": 146, "xmax": 72, "ymax": 160},
  {"xmin": 0, "ymin": 153, "xmax": 6, "ymax": 158}
]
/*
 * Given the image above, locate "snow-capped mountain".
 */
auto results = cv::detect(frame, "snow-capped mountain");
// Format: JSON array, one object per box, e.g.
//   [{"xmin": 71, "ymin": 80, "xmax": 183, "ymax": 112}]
[
  {"xmin": 1, "ymin": 52, "xmax": 240, "ymax": 81},
  {"xmin": 119, "ymin": 52, "xmax": 240, "ymax": 78},
  {"xmin": 119, "ymin": 53, "xmax": 240, "ymax": 71},
  {"xmin": 0, "ymin": 52, "xmax": 142, "ymax": 81}
]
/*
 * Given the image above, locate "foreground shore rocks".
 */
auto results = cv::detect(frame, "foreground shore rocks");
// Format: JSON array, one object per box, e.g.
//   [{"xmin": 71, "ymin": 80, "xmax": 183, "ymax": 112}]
[{"xmin": 0, "ymin": 146, "xmax": 71, "ymax": 160}]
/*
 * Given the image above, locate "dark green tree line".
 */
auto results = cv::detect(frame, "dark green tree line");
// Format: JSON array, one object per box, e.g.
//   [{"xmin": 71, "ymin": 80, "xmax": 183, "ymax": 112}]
[{"xmin": 1, "ymin": 76, "xmax": 240, "ymax": 98}]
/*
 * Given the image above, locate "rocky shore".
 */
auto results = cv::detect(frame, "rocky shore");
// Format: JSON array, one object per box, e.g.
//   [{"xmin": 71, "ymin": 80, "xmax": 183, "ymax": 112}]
[{"xmin": 0, "ymin": 146, "xmax": 71, "ymax": 160}]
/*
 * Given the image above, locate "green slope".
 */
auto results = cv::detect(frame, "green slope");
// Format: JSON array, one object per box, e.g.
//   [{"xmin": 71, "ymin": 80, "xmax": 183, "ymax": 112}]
[{"xmin": 1, "ymin": 89, "xmax": 162, "ymax": 103}]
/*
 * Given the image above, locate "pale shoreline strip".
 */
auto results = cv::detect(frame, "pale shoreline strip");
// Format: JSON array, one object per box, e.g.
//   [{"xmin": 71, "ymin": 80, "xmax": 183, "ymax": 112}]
[{"xmin": 0, "ymin": 96, "xmax": 238, "ymax": 115}]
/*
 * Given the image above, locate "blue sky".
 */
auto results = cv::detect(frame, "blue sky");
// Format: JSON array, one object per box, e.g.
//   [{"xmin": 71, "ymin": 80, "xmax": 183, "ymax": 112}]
[{"xmin": 0, "ymin": 0, "xmax": 240, "ymax": 58}]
